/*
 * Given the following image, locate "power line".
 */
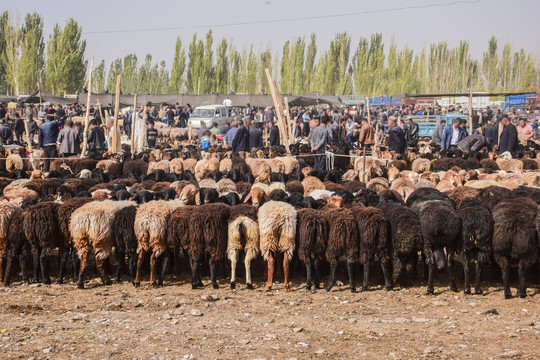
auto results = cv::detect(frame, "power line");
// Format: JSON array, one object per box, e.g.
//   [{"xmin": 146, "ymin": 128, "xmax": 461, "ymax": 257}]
[{"xmin": 80, "ymin": 0, "xmax": 482, "ymax": 35}]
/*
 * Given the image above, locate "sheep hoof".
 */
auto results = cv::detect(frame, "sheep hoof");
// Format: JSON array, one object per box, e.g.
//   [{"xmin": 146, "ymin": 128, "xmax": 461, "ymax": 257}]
[
  {"xmin": 464, "ymin": 288, "xmax": 471, "ymax": 295},
  {"xmin": 265, "ymin": 285, "xmax": 272, "ymax": 292},
  {"xmin": 504, "ymin": 293, "xmax": 512, "ymax": 299},
  {"xmin": 361, "ymin": 286, "xmax": 368, "ymax": 292},
  {"xmin": 246, "ymin": 283, "xmax": 254, "ymax": 290},
  {"xmin": 230, "ymin": 282, "xmax": 236, "ymax": 290},
  {"xmin": 385, "ymin": 286, "xmax": 393, "ymax": 291},
  {"xmin": 56, "ymin": 278, "xmax": 63, "ymax": 285},
  {"xmin": 305, "ymin": 285, "xmax": 311, "ymax": 292},
  {"xmin": 350, "ymin": 287, "xmax": 357, "ymax": 293},
  {"xmin": 212, "ymin": 284, "xmax": 219, "ymax": 289},
  {"xmin": 314, "ymin": 284, "xmax": 321, "ymax": 290},
  {"xmin": 4, "ymin": 281, "xmax": 10, "ymax": 287},
  {"xmin": 284, "ymin": 285, "xmax": 291, "ymax": 292},
  {"xmin": 519, "ymin": 293, "xmax": 527, "ymax": 299},
  {"xmin": 191, "ymin": 284, "xmax": 199, "ymax": 290},
  {"xmin": 152, "ymin": 283, "xmax": 159, "ymax": 289},
  {"xmin": 450, "ymin": 285, "xmax": 458, "ymax": 292},
  {"xmin": 134, "ymin": 282, "xmax": 140, "ymax": 288},
  {"xmin": 43, "ymin": 279, "xmax": 51, "ymax": 285},
  {"xmin": 426, "ymin": 288, "xmax": 434, "ymax": 295},
  {"xmin": 104, "ymin": 280, "xmax": 113, "ymax": 286},
  {"xmin": 76, "ymin": 282, "xmax": 84, "ymax": 289},
  {"xmin": 474, "ymin": 288, "xmax": 483, "ymax": 295},
  {"xmin": 325, "ymin": 285, "xmax": 332, "ymax": 292}
]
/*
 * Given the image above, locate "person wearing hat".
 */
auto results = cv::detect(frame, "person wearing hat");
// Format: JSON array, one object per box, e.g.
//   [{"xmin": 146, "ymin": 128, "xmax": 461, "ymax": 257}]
[
  {"xmin": 441, "ymin": 118, "xmax": 467, "ymax": 151},
  {"xmin": 387, "ymin": 116, "xmax": 406, "ymax": 154},
  {"xmin": 499, "ymin": 115, "xmax": 518, "ymax": 155},
  {"xmin": 345, "ymin": 127, "xmax": 360, "ymax": 144},
  {"xmin": 39, "ymin": 113, "xmax": 64, "ymax": 172},
  {"xmin": 57, "ymin": 120, "xmax": 82, "ymax": 157},
  {"xmin": 268, "ymin": 121, "xmax": 280, "ymax": 146}
]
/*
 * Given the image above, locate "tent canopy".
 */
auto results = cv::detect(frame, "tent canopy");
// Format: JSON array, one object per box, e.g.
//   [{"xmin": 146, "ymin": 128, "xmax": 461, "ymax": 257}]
[{"xmin": 23, "ymin": 89, "xmax": 76, "ymax": 105}]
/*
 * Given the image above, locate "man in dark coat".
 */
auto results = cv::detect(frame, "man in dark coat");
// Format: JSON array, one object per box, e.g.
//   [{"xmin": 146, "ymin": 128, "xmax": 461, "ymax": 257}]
[
  {"xmin": 13, "ymin": 113, "xmax": 25, "ymax": 144},
  {"xmin": 387, "ymin": 116, "xmax": 406, "ymax": 154},
  {"xmin": 0, "ymin": 118, "xmax": 13, "ymax": 145},
  {"xmin": 87, "ymin": 119, "xmax": 106, "ymax": 158},
  {"xmin": 498, "ymin": 115, "xmax": 518, "ymax": 155},
  {"xmin": 268, "ymin": 121, "xmax": 280, "ymax": 146},
  {"xmin": 403, "ymin": 116, "xmax": 419, "ymax": 147},
  {"xmin": 249, "ymin": 122, "xmax": 263, "ymax": 149},
  {"xmin": 232, "ymin": 118, "xmax": 250, "ymax": 152},
  {"xmin": 484, "ymin": 118, "xmax": 498, "ymax": 145},
  {"xmin": 39, "ymin": 114, "xmax": 64, "ymax": 171}
]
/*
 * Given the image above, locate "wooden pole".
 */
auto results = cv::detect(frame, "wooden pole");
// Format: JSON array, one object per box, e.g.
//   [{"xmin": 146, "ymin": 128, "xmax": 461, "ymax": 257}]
[
  {"xmin": 264, "ymin": 125, "xmax": 268, "ymax": 147},
  {"xmin": 24, "ymin": 119, "xmax": 37, "ymax": 170},
  {"xmin": 468, "ymin": 89, "xmax": 473, "ymax": 135},
  {"xmin": 374, "ymin": 122, "xmax": 380, "ymax": 150},
  {"xmin": 140, "ymin": 105, "xmax": 148, "ymax": 151},
  {"xmin": 96, "ymin": 100, "xmax": 104, "ymax": 124},
  {"xmin": 112, "ymin": 75, "xmax": 121, "ymax": 153},
  {"xmin": 131, "ymin": 94, "xmax": 137, "ymax": 151},
  {"xmin": 80, "ymin": 56, "xmax": 94, "ymax": 157},
  {"xmin": 264, "ymin": 68, "xmax": 289, "ymax": 153},
  {"xmin": 188, "ymin": 120, "xmax": 192, "ymax": 141},
  {"xmin": 362, "ymin": 147, "xmax": 367, "ymax": 184},
  {"xmin": 284, "ymin": 96, "xmax": 293, "ymax": 146},
  {"xmin": 366, "ymin": 97, "xmax": 371, "ymax": 124}
]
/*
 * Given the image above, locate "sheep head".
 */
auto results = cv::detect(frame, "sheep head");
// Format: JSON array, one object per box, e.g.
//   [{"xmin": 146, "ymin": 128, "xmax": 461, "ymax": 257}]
[
  {"xmin": 179, "ymin": 184, "xmax": 200, "ymax": 205},
  {"xmin": 244, "ymin": 187, "xmax": 267, "ymax": 208},
  {"xmin": 326, "ymin": 195, "xmax": 344, "ymax": 208},
  {"xmin": 255, "ymin": 173, "xmax": 271, "ymax": 185}
]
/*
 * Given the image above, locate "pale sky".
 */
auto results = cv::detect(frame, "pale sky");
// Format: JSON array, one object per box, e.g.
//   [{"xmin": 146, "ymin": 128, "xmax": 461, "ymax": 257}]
[{"xmin": 4, "ymin": 0, "xmax": 540, "ymax": 68}]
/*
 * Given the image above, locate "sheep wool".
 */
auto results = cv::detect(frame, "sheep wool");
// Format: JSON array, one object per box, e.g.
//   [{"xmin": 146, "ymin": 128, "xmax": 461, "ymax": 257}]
[{"xmin": 258, "ymin": 201, "xmax": 297, "ymax": 261}]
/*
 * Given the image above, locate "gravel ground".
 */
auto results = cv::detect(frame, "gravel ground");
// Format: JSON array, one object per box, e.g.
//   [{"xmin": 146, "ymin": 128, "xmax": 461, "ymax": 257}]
[{"xmin": 0, "ymin": 274, "xmax": 539, "ymax": 360}]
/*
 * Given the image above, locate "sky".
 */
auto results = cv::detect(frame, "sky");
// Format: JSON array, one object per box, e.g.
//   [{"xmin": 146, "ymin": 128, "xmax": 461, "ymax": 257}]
[{"xmin": 4, "ymin": 0, "xmax": 540, "ymax": 68}]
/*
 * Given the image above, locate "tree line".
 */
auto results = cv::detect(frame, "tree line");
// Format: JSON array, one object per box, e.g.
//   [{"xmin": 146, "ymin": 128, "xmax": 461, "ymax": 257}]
[{"xmin": 0, "ymin": 11, "xmax": 538, "ymax": 97}]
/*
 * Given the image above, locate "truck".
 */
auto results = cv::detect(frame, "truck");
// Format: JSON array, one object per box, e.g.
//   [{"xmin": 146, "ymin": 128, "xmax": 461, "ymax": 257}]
[{"xmin": 188, "ymin": 104, "xmax": 230, "ymax": 129}]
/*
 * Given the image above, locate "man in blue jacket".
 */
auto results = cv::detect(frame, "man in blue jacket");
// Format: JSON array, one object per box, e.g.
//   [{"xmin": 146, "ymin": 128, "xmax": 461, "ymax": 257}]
[
  {"xmin": 498, "ymin": 115, "xmax": 518, "ymax": 155},
  {"xmin": 441, "ymin": 118, "xmax": 466, "ymax": 151},
  {"xmin": 39, "ymin": 113, "xmax": 64, "ymax": 172},
  {"xmin": 387, "ymin": 116, "xmax": 406, "ymax": 154}
]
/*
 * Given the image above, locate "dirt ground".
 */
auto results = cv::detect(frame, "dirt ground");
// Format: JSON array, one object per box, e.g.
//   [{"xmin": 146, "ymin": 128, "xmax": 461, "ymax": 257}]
[{"xmin": 0, "ymin": 272, "xmax": 539, "ymax": 360}]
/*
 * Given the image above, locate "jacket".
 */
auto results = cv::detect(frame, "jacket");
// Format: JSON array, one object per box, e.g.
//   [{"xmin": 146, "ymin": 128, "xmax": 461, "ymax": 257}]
[
  {"xmin": 457, "ymin": 134, "xmax": 486, "ymax": 152},
  {"xmin": 441, "ymin": 126, "xmax": 466, "ymax": 149},
  {"xmin": 249, "ymin": 127, "xmax": 263, "ymax": 149},
  {"xmin": 0, "ymin": 123, "xmax": 13, "ymax": 145},
  {"xmin": 308, "ymin": 125, "xmax": 328, "ymax": 151},
  {"xmin": 403, "ymin": 121, "xmax": 419, "ymax": 147},
  {"xmin": 269, "ymin": 126, "xmax": 280, "ymax": 146},
  {"xmin": 197, "ymin": 127, "xmax": 207, "ymax": 144},
  {"xmin": 224, "ymin": 127, "xmax": 238, "ymax": 146},
  {"xmin": 431, "ymin": 125, "xmax": 444, "ymax": 146},
  {"xmin": 87, "ymin": 127, "xmax": 106, "ymax": 152},
  {"xmin": 358, "ymin": 123, "xmax": 374, "ymax": 145},
  {"xmin": 499, "ymin": 123, "xmax": 518, "ymax": 154},
  {"xmin": 232, "ymin": 125, "xmax": 250, "ymax": 152},
  {"xmin": 14, "ymin": 118, "xmax": 25, "ymax": 135},
  {"xmin": 58, "ymin": 127, "xmax": 81, "ymax": 155},
  {"xmin": 484, "ymin": 124, "xmax": 498, "ymax": 145},
  {"xmin": 387, "ymin": 125, "xmax": 406, "ymax": 154},
  {"xmin": 38, "ymin": 118, "xmax": 63, "ymax": 147}
]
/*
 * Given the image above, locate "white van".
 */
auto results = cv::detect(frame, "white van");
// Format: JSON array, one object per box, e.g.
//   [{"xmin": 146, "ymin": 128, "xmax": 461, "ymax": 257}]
[{"xmin": 189, "ymin": 105, "xmax": 230, "ymax": 129}]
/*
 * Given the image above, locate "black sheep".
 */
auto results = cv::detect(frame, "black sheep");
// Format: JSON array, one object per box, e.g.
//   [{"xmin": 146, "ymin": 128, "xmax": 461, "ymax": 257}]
[
  {"xmin": 457, "ymin": 198, "xmax": 494, "ymax": 294},
  {"xmin": 494, "ymin": 197, "xmax": 538, "ymax": 298},
  {"xmin": 219, "ymin": 192, "xmax": 240, "ymax": 206},
  {"xmin": 296, "ymin": 208, "xmax": 328, "ymax": 290},
  {"xmin": 199, "ymin": 188, "xmax": 220, "ymax": 204},
  {"xmin": 112, "ymin": 205, "xmax": 138, "ymax": 283},
  {"xmin": 4, "ymin": 211, "xmax": 31, "ymax": 285},
  {"xmin": 265, "ymin": 189, "xmax": 289, "ymax": 203}
]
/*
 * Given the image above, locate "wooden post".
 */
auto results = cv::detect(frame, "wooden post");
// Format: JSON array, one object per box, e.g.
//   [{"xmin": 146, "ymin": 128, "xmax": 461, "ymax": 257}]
[
  {"xmin": 131, "ymin": 94, "xmax": 137, "ymax": 151},
  {"xmin": 264, "ymin": 68, "xmax": 289, "ymax": 153},
  {"xmin": 24, "ymin": 119, "xmax": 37, "ymax": 170},
  {"xmin": 97, "ymin": 100, "xmax": 104, "ymax": 122},
  {"xmin": 366, "ymin": 97, "xmax": 371, "ymax": 124},
  {"xmin": 112, "ymin": 75, "xmax": 121, "ymax": 153},
  {"xmin": 362, "ymin": 147, "xmax": 367, "ymax": 184},
  {"xmin": 374, "ymin": 122, "xmax": 380, "ymax": 150},
  {"xmin": 80, "ymin": 56, "xmax": 94, "ymax": 157},
  {"xmin": 264, "ymin": 125, "xmax": 268, "ymax": 147},
  {"xmin": 468, "ymin": 89, "xmax": 473, "ymax": 135},
  {"xmin": 284, "ymin": 97, "xmax": 293, "ymax": 146},
  {"xmin": 188, "ymin": 120, "xmax": 192, "ymax": 141},
  {"xmin": 140, "ymin": 105, "xmax": 148, "ymax": 151}
]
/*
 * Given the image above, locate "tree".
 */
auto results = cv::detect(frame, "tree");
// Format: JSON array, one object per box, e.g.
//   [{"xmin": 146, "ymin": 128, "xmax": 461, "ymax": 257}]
[
  {"xmin": 44, "ymin": 18, "xmax": 87, "ymax": 95},
  {"xmin": 304, "ymin": 34, "xmax": 317, "ymax": 92},
  {"xmin": 18, "ymin": 12, "xmax": 44, "ymax": 94},
  {"xmin": 1, "ymin": 13, "xmax": 20, "ymax": 95},
  {"xmin": 121, "ymin": 53, "xmax": 138, "ymax": 94},
  {"xmin": 200, "ymin": 30, "xmax": 214, "ymax": 94},
  {"xmin": 106, "ymin": 58, "xmax": 122, "ymax": 93},
  {"xmin": 0, "ymin": 11, "xmax": 9, "ymax": 91},
  {"xmin": 214, "ymin": 38, "xmax": 228, "ymax": 93},
  {"xmin": 170, "ymin": 37, "xmax": 186, "ymax": 93},
  {"xmin": 92, "ymin": 59, "xmax": 106, "ymax": 93}
]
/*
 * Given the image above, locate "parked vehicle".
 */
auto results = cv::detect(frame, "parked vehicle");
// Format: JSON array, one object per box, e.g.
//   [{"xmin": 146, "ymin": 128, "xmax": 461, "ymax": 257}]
[{"xmin": 189, "ymin": 105, "xmax": 230, "ymax": 129}]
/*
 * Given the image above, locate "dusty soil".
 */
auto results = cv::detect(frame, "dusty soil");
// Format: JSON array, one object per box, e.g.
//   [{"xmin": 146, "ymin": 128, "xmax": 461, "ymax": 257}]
[{"xmin": 0, "ymin": 274, "xmax": 539, "ymax": 360}]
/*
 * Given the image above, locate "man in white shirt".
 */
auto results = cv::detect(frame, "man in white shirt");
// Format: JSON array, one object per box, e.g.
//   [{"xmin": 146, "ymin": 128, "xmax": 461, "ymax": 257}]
[{"xmin": 223, "ymin": 97, "xmax": 233, "ymax": 107}]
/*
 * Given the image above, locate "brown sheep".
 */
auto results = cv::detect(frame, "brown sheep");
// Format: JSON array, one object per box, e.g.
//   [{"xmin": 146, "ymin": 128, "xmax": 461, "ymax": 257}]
[
  {"xmin": 296, "ymin": 208, "xmax": 328, "ymax": 290},
  {"xmin": 243, "ymin": 187, "xmax": 267, "ymax": 208},
  {"xmin": 0, "ymin": 202, "xmax": 21, "ymax": 280},
  {"xmin": 390, "ymin": 177, "xmax": 416, "ymax": 201},
  {"xmin": 4, "ymin": 211, "xmax": 30, "ymax": 285},
  {"xmin": 366, "ymin": 177, "xmax": 389, "ymax": 194}
]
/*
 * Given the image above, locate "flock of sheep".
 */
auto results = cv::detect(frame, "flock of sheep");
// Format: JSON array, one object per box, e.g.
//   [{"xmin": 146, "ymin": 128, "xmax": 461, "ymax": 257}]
[{"xmin": 0, "ymin": 131, "xmax": 539, "ymax": 299}]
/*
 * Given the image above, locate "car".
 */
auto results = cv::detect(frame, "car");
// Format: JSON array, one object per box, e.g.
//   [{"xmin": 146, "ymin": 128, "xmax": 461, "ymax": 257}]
[{"xmin": 188, "ymin": 105, "xmax": 230, "ymax": 129}]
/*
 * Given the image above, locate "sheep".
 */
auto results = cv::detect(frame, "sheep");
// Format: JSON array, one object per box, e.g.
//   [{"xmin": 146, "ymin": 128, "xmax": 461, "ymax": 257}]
[
  {"xmin": 217, "ymin": 178, "xmax": 237, "ymax": 194},
  {"xmin": 112, "ymin": 205, "xmax": 138, "ymax": 283},
  {"xmin": 301, "ymin": 176, "xmax": 325, "ymax": 196},
  {"xmin": 70, "ymin": 200, "xmax": 136, "ymax": 288},
  {"xmin": 322, "ymin": 205, "xmax": 359, "ymax": 292},
  {"xmin": 96, "ymin": 159, "xmax": 122, "ymax": 177},
  {"xmin": 189, "ymin": 203, "xmax": 231, "ymax": 289},
  {"xmin": 123, "ymin": 159, "xmax": 149, "ymax": 179},
  {"xmin": 4, "ymin": 211, "xmax": 31, "ymax": 285},
  {"xmin": 296, "ymin": 208, "xmax": 328, "ymax": 291},
  {"xmin": 412, "ymin": 158, "xmax": 431, "ymax": 173},
  {"xmin": 227, "ymin": 204, "xmax": 260, "ymax": 289},
  {"xmin": 0, "ymin": 202, "xmax": 21, "ymax": 280},
  {"xmin": 351, "ymin": 206, "xmax": 392, "ymax": 291},
  {"xmin": 496, "ymin": 158, "xmax": 523, "ymax": 172},
  {"xmin": 178, "ymin": 184, "xmax": 201, "ymax": 205},
  {"xmin": 377, "ymin": 201, "xmax": 423, "ymax": 286},
  {"xmin": 134, "ymin": 200, "xmax": 183, "ymax": 287},
  {"xmin": 243, "ymin": 187, "xmax": 267, "ymax": 208},
  {"xmin": 366, "ymin": 177, "xmax": 389, "ymax": 194},
  {"xmin": 166, "ymin": 206, "xmax": 196, "ymax": 285},
  {"xmin": 258, "ymin": 201, "xmax": 297, "ymax": 291},
  {"xmin": 23, "ymin": 202, "xmax": 61, "ymax": 284},
  {"xmin": 457, "ymin": 198, "xmax": 494, "ymax": 295},
  {"xmin": 56, "ymin": 197, "xmax": 94, "ymax": 282},
  {"xmin": 494, "ymin": 197, "xmax": 538, "ymax": 298},
  {"xmin": 412, "ymin": 200, "xmax": 462, "ymax": 294},
  {"xmin": 389, "ymin": 177, "xmax": 416, "ymax": 201},
  {"xmin": 448, "ymin": 186, "xmax": 484, "ymax": 208}
]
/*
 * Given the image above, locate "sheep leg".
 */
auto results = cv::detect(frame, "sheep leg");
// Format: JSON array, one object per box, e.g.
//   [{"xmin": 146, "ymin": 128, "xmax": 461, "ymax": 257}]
[
  {"xmin": 244, "ymin": 249, "xmax": 256, "ymax": 290},
  {"xmin": 463, "ymin": 253, "xmax": 471, "ymax": 294},
  {"xmin": 190, "ymin": 252, "xmax": 201, "ymax": 289},
  {"xmin": 32, "ymin": 247, "xmax": 40, "ymax": 283},
  {"xmin": 128, "ymin": 252, "xmax": 137, "ymax": 284},
  {"xmin": 20, "ymin": 253, "xmax": 30, "ymax": 284},
  {"xmin": 40, "ymin": 250, "xmax": 51, "ymax": 285},
  {"xmin": 115, "ymin": 249, "xmax": 126, "ymax": 282},
  {"xmin": 361, "ymin": 261, "xmax": 370, "ymax": 292},
  {"xmin": 325, "ymin": 261, "xmax": 338, "ymax": 292},
  {"xmin": 57, "ymin": 247, "xmax": 69, "ymax": 285},
  {"xmin": 474, "ymin": 261, "xmax": 483, "ymax": 295},
  {"xmin": 518, "ymin": 260, "xmax": 527, "ymax": 299},
  {"xmin": 348, "ymin": 260, "xmax": 356, "ymax": 293},
  {"xmin": 265, "ymin": 253, "xmax": 274, "ymax": 292},
  {"xmin": 380, "ymin": 256, "xmax": 393, "ymax": 291},
  {"xmin": 313, "ymin": 258, "xmax": 321, "ymax": 289},
  {"xmin": 134, "ymin": 250, "xmax": 146, "ymax": 288},
  {"xmin": 71, "ymin": 249, "xmax": 80, "ymax": 282},
  {"xmin": 4, "ymin": 254, "xmax": 15, "ymax": 286},
  {"xmin": 283, "ymin": 254, "xmax": 290, "ymax": 292},
  {"xmin": 95, "ymin": 256, "xmax": 112, "ymax": 286},
  {"xmin": 149, "ymin": 251, "xmax": 159, "ymax": 288},
  {"xmin": 305, "ymin": 257, "xmax": 312, "ymax": 291},
  {"xmin": 501, "ymin": 259, "xmax": 512, "ymax": 299},
  {"xmin": 209, "ymin": 256, "xmax": 219, "ymax": 289},
  {"xmin": 426, "ymin": 255, "xmax": 435, "ymax": 295},
  {"xmin": 77, "ymin": 250, "xmax": 89, "ymax": 289},
  {"xmin": 392, "ymin": 256, "xmax": 404, "ymax": 287},
  {"xmin": 448, "ymin": 252, "xmax": 457, "ymax": 292},
  {"xmin": 228, "ymin": 249, "xmax": 238, "ymax": 289},
  {"xmin": 159, "ymin": 250, "xmax": 169, "ymax": 287}
]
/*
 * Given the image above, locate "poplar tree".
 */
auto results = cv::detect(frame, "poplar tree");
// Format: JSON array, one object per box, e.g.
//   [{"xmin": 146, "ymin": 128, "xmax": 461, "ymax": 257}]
[
  {"xmin": 171, "ymin": 37, "xmax": 186, "ymax": 93},
  {"xmin": 18, "ymin": 12, "xmax": 44, "ymax": 94}
]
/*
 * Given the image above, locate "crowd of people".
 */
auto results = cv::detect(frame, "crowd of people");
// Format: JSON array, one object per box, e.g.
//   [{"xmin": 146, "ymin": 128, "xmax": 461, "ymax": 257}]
[{"xmin": 0, "ymin": 98, "xmax": 538, "ymax": 173}]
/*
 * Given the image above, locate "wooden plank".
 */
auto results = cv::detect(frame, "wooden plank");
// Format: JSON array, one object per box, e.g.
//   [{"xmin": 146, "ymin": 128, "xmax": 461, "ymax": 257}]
[
  {"xmin": 24, "ymin": 119, "xmax": 36, "ymax": 170},
  {"xmin": 264, "ymin": 68, "xmax": 289, "ymax": 153},
  {"xmin": 112, "ymin": 75, "xmax": 121, "ymax": 153},
  {"xmin": 284, "ymin": 96, "xmax": 293, "ymax": 146},
  {"xmin": 140, "ymin": 105, "xmax": 148, "ymax": 151},
  {"xmin": 468, "ymin": 89, "xmax": 473, "ymax": 135},
  {"xmin": 80, "ymin": 56, "xmax": 94, "ymax": 157},
  {"xmin": 131, "ymin": 94, "xmax": 137, "ymax": 152}
]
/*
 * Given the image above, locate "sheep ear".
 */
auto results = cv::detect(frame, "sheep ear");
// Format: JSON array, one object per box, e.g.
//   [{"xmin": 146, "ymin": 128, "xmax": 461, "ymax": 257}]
[
  {"xmin": 244, "ymin": 192, "xmax": 252, "ymax": 204},
  {"xmin": 195, "ymin": 191, "xmax": 201, "ymax": 205}
]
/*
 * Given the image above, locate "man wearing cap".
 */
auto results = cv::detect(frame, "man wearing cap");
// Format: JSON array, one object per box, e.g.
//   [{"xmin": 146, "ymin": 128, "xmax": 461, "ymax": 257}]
[
  {"xmin": 268, "ymin": 121, "xmax": 280, "ymax": 146},
  {"xmin": 86, "ymin": 119, "xmax": 107, "ymax": 157},
  {"xmin": 387, "ymin": 116, "xmax": 406, "ymax": 154},
  {"xmin": 441, "ymin": 118, "xmax": 466, "ymax": 151},
  {"xmin": 39, "ymin": 113, "xmax": 64, "ymax": 172},
  {"xmin": 308, "ymin": 116, "xmax": 327, "ymax": 171}
]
